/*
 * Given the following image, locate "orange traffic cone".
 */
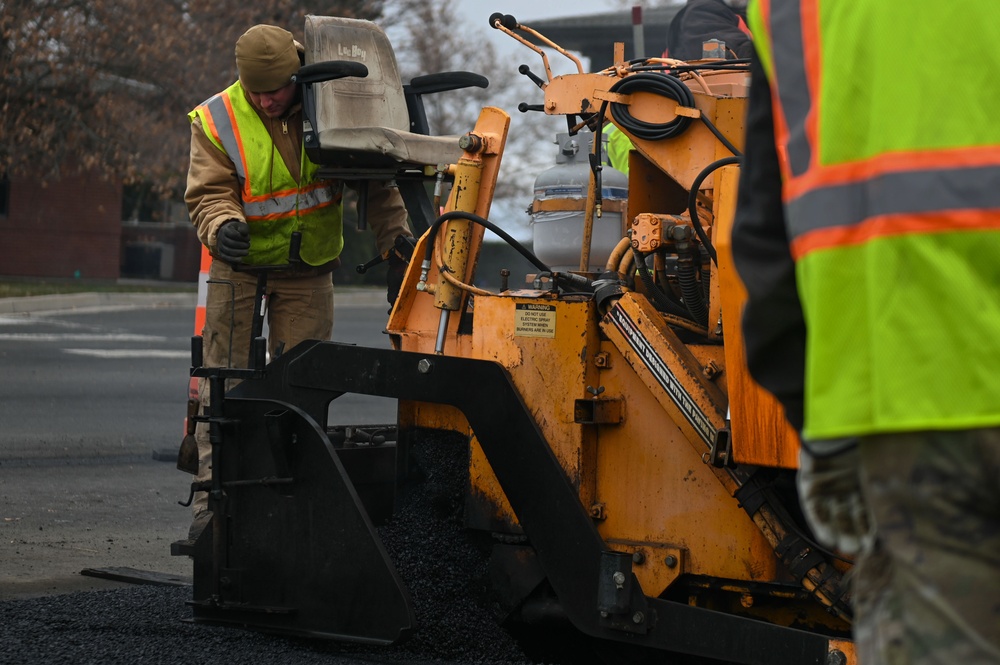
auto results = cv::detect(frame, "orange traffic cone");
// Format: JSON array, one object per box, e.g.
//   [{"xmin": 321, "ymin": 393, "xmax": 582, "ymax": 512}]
[{"xmin": 178, "ymin": 245, "xmax": 211, "ymax": 475}]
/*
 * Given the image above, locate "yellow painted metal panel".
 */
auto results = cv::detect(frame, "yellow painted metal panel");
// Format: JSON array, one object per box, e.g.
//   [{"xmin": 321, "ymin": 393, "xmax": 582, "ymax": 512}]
[
  {"xmin": 713, "ymin": 165, "xmax": 800, "ymax": 468},
  {"xmin": 591, "ymin": 341, "xmax": 780, "ymax": 596}
]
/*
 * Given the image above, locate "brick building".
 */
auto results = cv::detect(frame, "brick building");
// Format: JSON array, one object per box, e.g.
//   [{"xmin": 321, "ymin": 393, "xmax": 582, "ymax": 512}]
[
  {"xmin": 0, "ymin": 171, "xmax": 122, "ymax": 280},
  {"xmin": 0, "ymin": 172, "xmax": 199, "ymax": 282}
]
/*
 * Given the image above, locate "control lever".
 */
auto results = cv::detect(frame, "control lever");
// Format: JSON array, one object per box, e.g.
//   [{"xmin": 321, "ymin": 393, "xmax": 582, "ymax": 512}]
[
  {"xmin": 518, "ymin": 103, "xmax": 544, "ymax": 113},
  {"xmin": 489, "ymin": 13, "xmax": 519, "ymax": 30},
  {"xmin": 518, "ymin": 64, "xmax": 546, "ymax": 89},
  {"xmin": 356, "ymin": 234, "xmax": 416, "ymax": 274}
]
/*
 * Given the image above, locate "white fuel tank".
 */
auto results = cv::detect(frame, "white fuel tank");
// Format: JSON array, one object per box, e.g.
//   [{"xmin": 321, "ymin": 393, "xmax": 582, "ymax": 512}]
[{"xmin": 530, "ymin": 130, "xmax": 628, "ymax": 273}]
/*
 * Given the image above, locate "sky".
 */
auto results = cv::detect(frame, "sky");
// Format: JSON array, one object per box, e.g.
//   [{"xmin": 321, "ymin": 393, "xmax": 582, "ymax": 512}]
[
  {"xmin": 454, "ymin": 1, "xmax": 623, "ymax": 26},
  {"xmin": 447, "ymin": 2, "xmax": 687, "ymax": 109},
  {"xmin": 455, "ymin": 1, "xmax": 642, "ymax": 64}
]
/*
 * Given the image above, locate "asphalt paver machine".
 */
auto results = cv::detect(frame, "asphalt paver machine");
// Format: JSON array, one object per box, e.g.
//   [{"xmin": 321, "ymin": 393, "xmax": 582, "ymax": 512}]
[{"xmin": 175, "ymin": 13, "xmax": 856, "ymax": 665}]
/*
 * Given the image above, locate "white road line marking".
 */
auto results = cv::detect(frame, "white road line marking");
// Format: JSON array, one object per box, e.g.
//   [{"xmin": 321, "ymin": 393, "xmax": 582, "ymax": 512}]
[
  {"xmin": 62, "ymin": 349, "xmax": 189, "ymax": 359},
  {"xmin": 0, "ymin": 334, "xmax": 168, "ymax": 342}
]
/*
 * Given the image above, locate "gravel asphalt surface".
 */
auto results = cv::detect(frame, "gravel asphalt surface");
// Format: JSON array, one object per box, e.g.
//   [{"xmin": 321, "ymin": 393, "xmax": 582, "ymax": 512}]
[
  {"xmin": 0, "ymin": 437, "xmax": 556, "ymax": 665},
  {"xmin": 0, "ymin": 291, "xmax": 567, "ymax": 664}
]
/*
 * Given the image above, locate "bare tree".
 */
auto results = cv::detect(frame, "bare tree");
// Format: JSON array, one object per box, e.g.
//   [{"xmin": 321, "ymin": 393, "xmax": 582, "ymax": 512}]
[
  {"xmin": 0, "ymin": 0, "xmax": 588, "ymax": 236},
  {"xmin": 385, "ymin": 2, "xmax": 576, "ymax": 241},
  {"xmin": 0, "ymin": 0, "xmax": 385, "ymax": 193},
  {"xmin": 383, "ymin": 1, "xmax": 501, "ymax": 136}
]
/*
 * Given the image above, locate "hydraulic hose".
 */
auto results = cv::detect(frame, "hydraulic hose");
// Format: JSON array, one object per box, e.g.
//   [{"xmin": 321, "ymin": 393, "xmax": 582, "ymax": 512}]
[
  {"xmin": 606, "ymin": 72, "xmax": 740, "ymax": 271},
  {"xmin": 688, "ymin": 155, "xmax": 742, "ymax": 265},
  {"xmin": 613, "ymin": 59, "xmax": 748, "ymax": 153},
  {"xmin": 702, "ymin": 115, "xmax": 742, "ymax": 157},
  {"xmin": 422, "ymin": 210, "xmax": 597, "ymax": 295},
  {"xmin": 604, "ymin": 236, "xmax": 634, "ymax": 275},
  {"xmin": 607, "ymin": 70, "xmax": 742, "ymax": 158},
  {"xmin": 425, "ymin": 210, "xmax": 550, "ymax": 273},
  {"xmin": 631, "ymin": 245, "xmax": 693, "ymax": 320},
  {"xmin": 677, "ymin": 250, "xmax": 709, "ymax": 327}
]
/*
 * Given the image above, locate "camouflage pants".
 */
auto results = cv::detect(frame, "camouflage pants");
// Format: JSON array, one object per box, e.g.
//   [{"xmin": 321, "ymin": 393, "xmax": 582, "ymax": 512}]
[
  {"xmin": 192, "ymin": 261, "xmax": 334, "ymax": 517},
  {"xmin": 854, "ymin": 429, "xmax": 1000, "ymax": 665}
]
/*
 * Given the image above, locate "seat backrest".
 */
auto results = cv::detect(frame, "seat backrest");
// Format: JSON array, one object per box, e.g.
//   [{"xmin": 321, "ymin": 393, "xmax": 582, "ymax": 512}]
[{"xmin": 303, "ymin": 15, "xmax": 409, "ymax": 133}]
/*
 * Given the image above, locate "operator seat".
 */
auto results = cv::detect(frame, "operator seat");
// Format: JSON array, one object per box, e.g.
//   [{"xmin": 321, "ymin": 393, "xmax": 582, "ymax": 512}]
[
  {"xmin": 301, "ymin": 15, "xmax": 488, "ymax": 232},
  {"xmin": 303, "ymin": 15, "xmax": 477, "ymax": 172}
]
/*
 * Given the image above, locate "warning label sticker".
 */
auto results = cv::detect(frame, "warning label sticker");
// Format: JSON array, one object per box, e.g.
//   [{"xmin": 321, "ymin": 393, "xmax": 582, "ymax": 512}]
[{"xmin": 514, "ymin": 303, "xmax": 556, "ymax": 338}]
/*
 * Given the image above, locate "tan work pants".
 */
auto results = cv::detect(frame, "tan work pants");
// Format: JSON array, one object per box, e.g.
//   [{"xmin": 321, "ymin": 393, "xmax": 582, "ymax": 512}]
[{"xmin": 192, "ymin": 260, "xmax": 334, "ymax": 517}]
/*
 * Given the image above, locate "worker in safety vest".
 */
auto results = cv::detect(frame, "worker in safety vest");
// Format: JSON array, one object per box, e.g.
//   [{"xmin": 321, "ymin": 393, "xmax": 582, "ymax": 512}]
[
  {"xmin": 665, "ymin": 0, "xmax": 753, "ymax": 61},
  {"xmin": 731, "ymin": 2, "xmax": 1000, "ymax": 663},
  {"xmin": 603, "ymin": 123, "xmax": 634, "ymax": 177},
  {"xmin": 183, "ymin": 24, "xmax": 412, "ymax": 539},
  {"xmin": 584, "ymin": 111, "xmax": 633, "ymax": 176}
]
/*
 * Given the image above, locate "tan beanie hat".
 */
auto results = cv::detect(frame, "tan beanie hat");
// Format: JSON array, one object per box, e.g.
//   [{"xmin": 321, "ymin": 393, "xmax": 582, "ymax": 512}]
[{"xmin": 235, "ymin": 25, "xmax": 300, "ymax": 93}]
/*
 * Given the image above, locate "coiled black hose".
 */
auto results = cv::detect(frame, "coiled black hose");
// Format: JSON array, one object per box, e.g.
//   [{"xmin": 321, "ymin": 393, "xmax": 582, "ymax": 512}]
[
  {"xmin": 607, "ymin": 71, "xmax": 742, "ymax": 160},
  {"xmin": 608, "ymin": 73, "xmax": 695, "ymax": 141}
]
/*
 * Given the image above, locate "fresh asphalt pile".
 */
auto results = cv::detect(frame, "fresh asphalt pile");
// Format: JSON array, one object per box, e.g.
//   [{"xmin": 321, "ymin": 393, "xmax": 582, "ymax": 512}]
[{"xmin": 0, "ymin": 434, "xmax": 570, "ymax": 664}]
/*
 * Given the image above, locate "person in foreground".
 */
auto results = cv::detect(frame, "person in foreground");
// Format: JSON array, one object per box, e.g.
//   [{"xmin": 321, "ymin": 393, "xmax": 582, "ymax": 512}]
[
  {"xmin": 183, "ymin": 24, "xmax": 412, "ymax": 537},
  {"xmin": 731, "ymin": 2, "xmax": 1000, "ymax": 663}
]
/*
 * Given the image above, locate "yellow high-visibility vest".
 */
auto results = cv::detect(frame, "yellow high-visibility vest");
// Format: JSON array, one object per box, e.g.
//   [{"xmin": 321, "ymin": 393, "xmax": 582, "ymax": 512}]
[
  {"xmin": 748, "ymin": 0, "xmax": 1000, "ymax": 438},
  {"xmin": 190, "ymin": 80, "xmax": 343, "ymax": 266}
]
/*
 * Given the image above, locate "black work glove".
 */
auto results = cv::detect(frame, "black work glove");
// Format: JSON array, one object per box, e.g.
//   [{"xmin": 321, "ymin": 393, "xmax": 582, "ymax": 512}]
[
  {"xmin": 386, "ymin": 252, "xmax": 407, "ymax": 309},
  {"xmin": 386, "ymin": 234, "xmax": 415, "ymax": 310},
  {"xmin": 216, "ymin": 220, "xmax": 250, "ymax": 263}
]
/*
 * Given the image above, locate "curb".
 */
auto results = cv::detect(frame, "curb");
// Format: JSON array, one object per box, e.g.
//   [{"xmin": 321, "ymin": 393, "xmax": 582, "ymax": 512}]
[
  {"xmin": 0, "ymin": 288, "xmax": 386, "ymax": 314},
  {"xmin": 0, "ymin": 292, "xmax": 197, "ymax": 314}
]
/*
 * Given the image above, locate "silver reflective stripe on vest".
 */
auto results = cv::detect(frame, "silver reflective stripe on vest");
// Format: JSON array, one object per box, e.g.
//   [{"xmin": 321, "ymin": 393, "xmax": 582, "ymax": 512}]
[
  {"xmin": 786, "ymin": 165, "xmax": 1000, "ymax": 236},
  {"xmin": 769, "ymin": 1, "xmax": 811, "ymax": 177},
  {"xmin": 243, "ymin": 186, "xmax": 336, "ymax": 219},
  {"xmin": 203, "ymin": 94, "xmax": 246, "ymax": 182}
]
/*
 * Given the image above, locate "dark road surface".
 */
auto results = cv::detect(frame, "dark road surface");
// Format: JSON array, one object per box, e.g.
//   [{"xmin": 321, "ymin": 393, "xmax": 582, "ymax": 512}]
[
  {"xmin": 0, "ymin": 292, "xmax": 564, "ymax": 664},
  {"xmin": 0, "ymin": 292, "xmax": 398, "ymax": 598}
]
